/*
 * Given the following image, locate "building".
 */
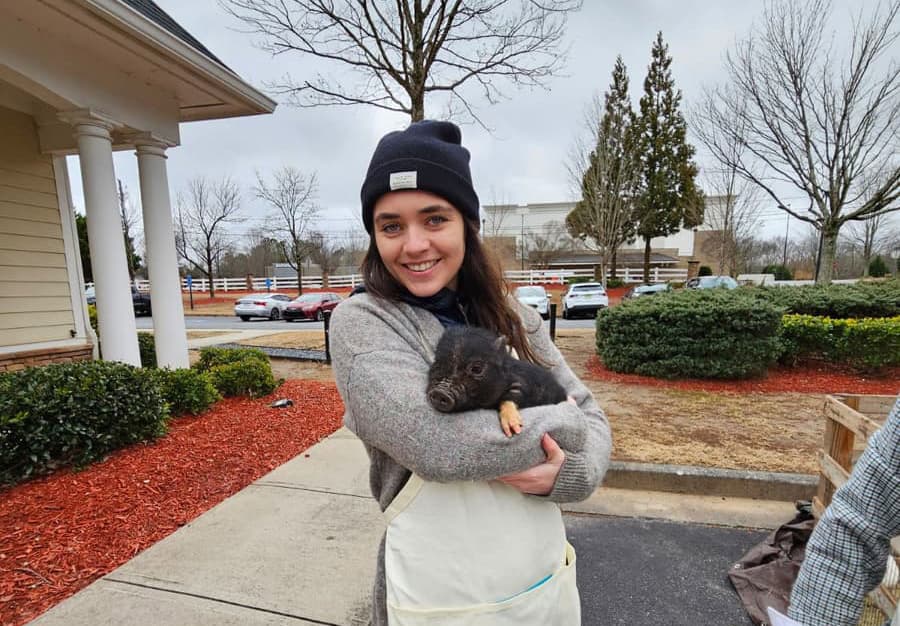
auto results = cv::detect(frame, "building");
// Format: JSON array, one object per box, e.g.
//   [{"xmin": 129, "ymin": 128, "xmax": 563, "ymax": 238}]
[
  {"xmin": 481, "ymin": 197, "xmax": 727, "ymax": 275},
  {"xmin": 0, "ymin": 0, "xmax": 275, "ymax": 371}
]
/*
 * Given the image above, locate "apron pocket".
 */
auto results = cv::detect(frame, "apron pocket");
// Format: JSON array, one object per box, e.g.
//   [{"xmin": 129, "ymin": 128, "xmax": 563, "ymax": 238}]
[{"xmin": 387, "ymin": 543, "xmax": 580, "ymax": 626}]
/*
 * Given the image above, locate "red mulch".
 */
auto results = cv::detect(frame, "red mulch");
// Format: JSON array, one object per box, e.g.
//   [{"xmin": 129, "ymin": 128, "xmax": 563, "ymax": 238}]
[
  {"xmin": 0, "ymin": 380, "xmax": 345, "ymax": 626},
  {"xmin": 585, "ymin": 356, "xmax": 900, "ymax": 394}
]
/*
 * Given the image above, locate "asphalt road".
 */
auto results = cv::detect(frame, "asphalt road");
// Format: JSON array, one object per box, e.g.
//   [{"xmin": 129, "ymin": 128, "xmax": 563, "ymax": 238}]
[
  {"xmin": 568, "ymin": 515, "xmax": 763, "ymax": 626},
  {"xmin": 136, "ymin": 315, "xmax": 599, "ymax": 331}
]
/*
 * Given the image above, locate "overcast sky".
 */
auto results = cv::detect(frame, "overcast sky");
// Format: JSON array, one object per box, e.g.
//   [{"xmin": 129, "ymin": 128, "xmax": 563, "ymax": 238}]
[{"xmin": 67, "ymin": 0, "xmax": 890, "ymax": 248}]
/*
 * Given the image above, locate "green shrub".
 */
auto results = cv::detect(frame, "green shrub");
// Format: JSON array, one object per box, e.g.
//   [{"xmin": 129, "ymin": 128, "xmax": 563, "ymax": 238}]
[
  {"xmin": 868, "ymin": 256, "xmax": 888, "ymax": 278},
  {"xmin": 762, "ymin": 264, "xmax": 793, "ymax": 280},
  {"xmin": 606, "ymin": 278, "xmax": 626, "ymax": 289},
  {"xmin": 698, "ymin": 265, "xmax": 713, "ymax": 276},
  {"xmin": 194, "ymin": 346, "xmax": 269, "ymax": 372},
  {"xmin": 566, "ymin": 276, "xmax": 595, "ymax": 285},
  {"xmin": 747, "ymin": 280, "xmax": 900, "ymax": 318},
  {"xmin": 779, "ymin": 314, "xmax": 900, "ymax": 371},
  {"xmin": 0, "ymin": 361, "xmax": 168, "ymax": 486},
  {"xmin": 88, "ymin": 304, "xmax": 98, "ymax": 334},
  {"xmin": 596, "ymin": 289, "xmax": 783, "ymax": 379},
  {"xmin": 138, "ymin": 333, "xmax": 157, "ymax": 368},
  {"xmin": 152, "ymin": 368, "xmax": 220, "ymax": 415},
  {"xmin": 206, "ymin": 359, "xmax": 278, "ymax": 398}
]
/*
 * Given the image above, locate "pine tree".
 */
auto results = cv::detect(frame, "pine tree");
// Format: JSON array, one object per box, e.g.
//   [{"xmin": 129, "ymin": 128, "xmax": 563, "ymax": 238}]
[
  {"xmin": 633, "ymin": 32, "xmax": 704, "ymax": 283},
  {"xmin": 566, "ymin": 55, "xmax": 639, "ymax": 284}
]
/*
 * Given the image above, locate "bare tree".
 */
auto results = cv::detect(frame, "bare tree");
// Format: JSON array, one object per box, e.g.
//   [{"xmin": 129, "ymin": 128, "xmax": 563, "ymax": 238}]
[
  {"xmin": 526, "ymin": 221, "xmax": 574, "ymax": 269},
  {"xmin": 845, "ymin": 213, "xmax": 893, "ymax": 276},
  {"xmin": 255, "ymin": 166, "xmax": 320, "ymax": 295},
  {"xmin": 220, "ymin": 0, "xmax": 581, "ymax": 123},
  {"xmin": 697, "ymin": 172, "xmax": 762, "ymax": 276},
  {"xmin": 566, "ymin": 57, "xmax": 640, "ymax": 285},
  {"xmin": 694, "ymin": 0, "xmax": 900, "ymax": 284},
  {"xmin": 308, "ymin": 232, "xmax": 344, "ymax": 287},
  {"xmin": 175, "ymin": 177, "xmax": 242, "ymax": 298},
  {"xmin": 117, "ymin": 179, "xmax": 142, "ymax": 280}
]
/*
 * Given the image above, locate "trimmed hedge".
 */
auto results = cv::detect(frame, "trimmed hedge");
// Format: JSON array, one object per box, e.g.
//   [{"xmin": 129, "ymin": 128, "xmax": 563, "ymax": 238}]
[
  {"xmin": 152, "ymin": 368, "xmax": 221, "ymax": 415},
  {"xmin": 0, "ymin": 361, "xmax": 168, "ymax": 486},
  {"xmin": 747, "ymin": 280, "xmax": 900, "ymax": 318},
  {"xmin": 596, "ymin": 289, "xmax": 783, "ymax": 379},
  {"xmin": 194, "ymin": 346, "xmax": 279, "ymax": 398},
  {"xmin": 780, "ymin": 315, "xmax": 900, "ymax": 370},
  {"xmin": 138, "ymin": 333, "xmax": 156, "ymax": 368}
]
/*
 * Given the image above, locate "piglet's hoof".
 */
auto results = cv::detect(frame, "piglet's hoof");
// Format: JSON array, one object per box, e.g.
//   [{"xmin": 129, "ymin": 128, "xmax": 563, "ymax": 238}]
[{"xmin": 499, "ymin": 400, "xmax": 523, "ymax": 438}]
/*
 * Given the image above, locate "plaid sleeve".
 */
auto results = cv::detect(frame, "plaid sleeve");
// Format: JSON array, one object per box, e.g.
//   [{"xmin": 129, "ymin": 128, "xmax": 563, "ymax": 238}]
[{"xmin": 788, "ymin": 397, "xmax": 900, "ymax": 626}]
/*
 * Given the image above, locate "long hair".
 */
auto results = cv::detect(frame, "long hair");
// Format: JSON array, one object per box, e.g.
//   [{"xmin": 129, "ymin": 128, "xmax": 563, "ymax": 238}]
[{"xmin": 361, "ymin": 217, "xmax": 543, "ymax": 365}]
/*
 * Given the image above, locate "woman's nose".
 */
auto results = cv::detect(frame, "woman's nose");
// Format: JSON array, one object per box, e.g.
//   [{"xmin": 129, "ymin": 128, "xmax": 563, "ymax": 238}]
[{"xmin": 403, "ymin": 227, "xmax": 430, "ymax": 254}]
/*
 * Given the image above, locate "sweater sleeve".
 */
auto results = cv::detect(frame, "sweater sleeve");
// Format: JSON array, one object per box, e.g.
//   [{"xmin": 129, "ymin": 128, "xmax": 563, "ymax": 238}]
[
  {"xmin": 329, "ymin": 298, "xmax": 588, "ymax": 483},
  {"xmin": 517, "ymin": 305, "xmax": 612, "ymax": 503},
  {"xmin": 787, "ymin": 398, "xmax": 900, "ymax": 626}
]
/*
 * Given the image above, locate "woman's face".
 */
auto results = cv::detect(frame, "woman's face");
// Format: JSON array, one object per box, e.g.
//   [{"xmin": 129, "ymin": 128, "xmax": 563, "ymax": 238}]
[{"xmin": 372, "ymin": 190, "xmax": 466, "ymax": 297}]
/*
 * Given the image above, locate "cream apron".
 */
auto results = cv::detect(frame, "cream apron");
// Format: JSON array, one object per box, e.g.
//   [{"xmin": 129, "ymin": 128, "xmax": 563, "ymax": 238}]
[{"xmin": 383, "ymin": 473, "xmax": 581, "ymax": 625}]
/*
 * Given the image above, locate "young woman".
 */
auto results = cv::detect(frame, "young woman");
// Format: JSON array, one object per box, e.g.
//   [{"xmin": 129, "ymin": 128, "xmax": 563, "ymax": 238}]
[{"xmin": 330, "ymin": 120, "xmax": 611, "ymax": 626}]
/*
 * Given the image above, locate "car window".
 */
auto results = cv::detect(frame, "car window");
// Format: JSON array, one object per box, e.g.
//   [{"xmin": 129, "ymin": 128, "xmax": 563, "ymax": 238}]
[{"xmin": 516, "ymin": 286, "xmax": 546, "ymax": 297}]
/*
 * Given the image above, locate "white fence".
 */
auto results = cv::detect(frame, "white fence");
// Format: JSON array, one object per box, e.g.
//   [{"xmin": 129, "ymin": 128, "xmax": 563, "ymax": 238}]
[{"xmin": 504, "ymin": 267, "xmax": 688, "ymax": 285}]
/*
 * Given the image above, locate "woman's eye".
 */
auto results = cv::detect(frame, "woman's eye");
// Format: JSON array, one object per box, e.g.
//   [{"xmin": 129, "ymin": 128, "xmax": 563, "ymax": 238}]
[
  {"xmin": 426, "ymin": 215, "xmax": 448, "ymax": 226},
  {"xmin": 381, "ymin": 223, "xmax": 400, "ymax": 234}
]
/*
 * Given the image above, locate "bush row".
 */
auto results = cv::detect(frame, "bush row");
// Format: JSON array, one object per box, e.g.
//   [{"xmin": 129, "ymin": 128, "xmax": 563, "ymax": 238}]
[
  {"xmin": 0, "ymin": 344, "xmax": 279, "ymax": 486},
  {"xmin": 596, "ymin": 287, "xmax": 900, "ymax": 379},
  {"xmin": 745, "ymin": 280, "xmax": 900, "ymax": 318},
  {"xmin": 596, "ymin": 290, "xmax": 784, "ymax": 379},
  {"xmin": 779, "ymin": 315, "xmax": 900, "ymax": 370}
]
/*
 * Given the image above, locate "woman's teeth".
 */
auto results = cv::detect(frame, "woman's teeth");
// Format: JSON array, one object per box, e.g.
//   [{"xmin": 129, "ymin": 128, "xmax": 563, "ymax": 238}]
[{"xmin": 407, "ymin": 260, "xmax": 438, "ymax": 272}]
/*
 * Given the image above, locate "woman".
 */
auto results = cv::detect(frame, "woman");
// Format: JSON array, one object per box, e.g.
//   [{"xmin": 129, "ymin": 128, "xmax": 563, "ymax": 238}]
[{"xmin": 330, "ymin": 120, "xmax": 611, "ymax": 625}]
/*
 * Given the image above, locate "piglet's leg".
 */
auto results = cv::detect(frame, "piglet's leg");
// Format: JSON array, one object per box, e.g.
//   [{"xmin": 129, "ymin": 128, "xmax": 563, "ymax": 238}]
[{"xmin": 498, "ymin": 400, "xmax": 523, "ymax": 437}]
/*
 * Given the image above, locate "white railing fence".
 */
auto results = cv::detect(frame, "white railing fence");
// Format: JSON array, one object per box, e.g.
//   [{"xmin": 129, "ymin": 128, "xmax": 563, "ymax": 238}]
[{"xmin": 503, "ymin": 267, "xmax": 688, "ymax": 285}]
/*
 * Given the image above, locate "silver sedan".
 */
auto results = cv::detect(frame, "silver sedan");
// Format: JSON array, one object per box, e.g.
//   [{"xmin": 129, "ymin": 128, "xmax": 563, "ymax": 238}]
[{"xmin": 234, "ymin": 293, "xmax": 292, "ymax": 321}]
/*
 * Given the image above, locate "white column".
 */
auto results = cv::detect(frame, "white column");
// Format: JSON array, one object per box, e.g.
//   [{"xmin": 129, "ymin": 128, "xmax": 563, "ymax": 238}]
[
  {"xmin": 60, "ymin": 110, "xmax": 140, "ymax": 366},
  {"xmin": 134, "ymin": 136, "xmax": 189, "ymax": 369}
]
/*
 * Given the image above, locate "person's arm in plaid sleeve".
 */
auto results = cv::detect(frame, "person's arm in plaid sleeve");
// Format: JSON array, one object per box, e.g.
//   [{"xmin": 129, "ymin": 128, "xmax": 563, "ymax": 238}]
[{"xmin": 787, "ymin": 397, "xmax": 900, "ymax": 626}]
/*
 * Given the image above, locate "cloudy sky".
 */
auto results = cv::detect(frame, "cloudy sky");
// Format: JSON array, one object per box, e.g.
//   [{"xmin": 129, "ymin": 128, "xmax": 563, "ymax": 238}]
[{"xmin": 67, "ymin": 0, "xmax": 887, "ymax": 247}]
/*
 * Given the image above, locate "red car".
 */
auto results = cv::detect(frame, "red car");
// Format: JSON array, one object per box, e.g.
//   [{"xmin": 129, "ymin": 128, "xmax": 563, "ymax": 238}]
[{"xmin": 283, "ymin": 292, "xmax": 342, "ymax": 322}]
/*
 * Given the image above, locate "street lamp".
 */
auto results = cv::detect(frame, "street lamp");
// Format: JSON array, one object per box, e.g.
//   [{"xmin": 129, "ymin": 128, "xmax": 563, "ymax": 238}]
[
  {"xmin": 890, "ymin": 247, "xmax": 900, "ymax": 276},
  {"xmin": 516, "ymin": 205, "xmax": 529, "ymax": 273}
]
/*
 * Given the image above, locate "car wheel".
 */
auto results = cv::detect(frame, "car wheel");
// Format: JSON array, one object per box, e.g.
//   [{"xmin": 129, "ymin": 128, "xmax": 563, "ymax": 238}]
[
  {"xmin": 316, "ymin": 309, "xmax": 325, "ymax": 322},
  {"xmin": 240, "ymin": 316, "xmax": 250, "ymax": 322},
  {"xmin": 562, "ymin": 307, "xmax": 568, "ymax": 320},
  {"xmin": 269, "ymin": 308, "xmax": 280, "ymax": 321},
  {"xmin": 541, "ymin": 313, "xmax": 549, "ymax": 321}
]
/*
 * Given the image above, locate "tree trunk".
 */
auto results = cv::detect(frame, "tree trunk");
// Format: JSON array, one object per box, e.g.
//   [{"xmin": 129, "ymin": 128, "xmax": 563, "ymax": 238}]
[
  {"xmin": 411, "ymin": 91, "xmax": 425, "ymax": 122},
  {"xmin": 816, "ymin": 223, "xmax": 840, "ymax": 285},
  {"xmin": 642, "ymin": 237, "xmax": 652, "ymax": 284},
  {"xmin": 207, "ymin": 260, "xmax": 216, "ymax": 299},
  {"xmin": 296, "ymin": 266, "xmax": 304, "ymax": 296},
  {"xmin": 610, "ymin": 249, "xmax": 618, "ymax": 279},
  {"xmin": 322, "ymin": 272, "xmax": 330, "ymax": 288}
]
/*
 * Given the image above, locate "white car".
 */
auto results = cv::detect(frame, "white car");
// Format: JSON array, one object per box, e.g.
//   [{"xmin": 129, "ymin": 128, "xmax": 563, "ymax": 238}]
[
  {"xmin": 514, "ymin": 285, "xmax": 550, "ymax": 320},
  {"xmin": 561, "ymin": 282, "xmax": 609, "ymax": 319},
  {"xmin": 234, "ymin": 293, "xmax": 292, "ymax": 321}
]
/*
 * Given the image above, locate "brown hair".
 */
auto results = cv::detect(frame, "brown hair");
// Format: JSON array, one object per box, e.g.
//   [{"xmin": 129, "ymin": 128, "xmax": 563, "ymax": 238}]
[{"xmin": 361, "ymin": 216, "xmax": 543, "ymax": 364}]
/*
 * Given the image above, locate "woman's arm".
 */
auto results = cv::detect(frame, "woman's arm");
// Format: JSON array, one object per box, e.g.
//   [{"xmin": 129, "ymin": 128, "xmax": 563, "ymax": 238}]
[
  {"xmin": 330, "ymin": 297, "xmax": 588, "ymax": 483},
  {"xmin": 512, "ymin": 305, "xmax": 613, "ymax": 503}
]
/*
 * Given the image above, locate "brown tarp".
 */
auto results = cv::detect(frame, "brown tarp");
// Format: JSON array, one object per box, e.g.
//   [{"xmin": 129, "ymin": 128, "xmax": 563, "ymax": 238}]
[{"xmin": 728, "ymin": 507, "xmax": 815, "ymax": 625}]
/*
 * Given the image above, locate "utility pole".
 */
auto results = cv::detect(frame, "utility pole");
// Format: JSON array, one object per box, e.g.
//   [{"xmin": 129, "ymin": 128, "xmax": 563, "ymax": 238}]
[
  {"xmin": 516, "ymin": 205, "xmax": 528, "ymax": 273},
  {"xmin": 782, "ymin": 205, "xmax": 791, "ymax": 267}
]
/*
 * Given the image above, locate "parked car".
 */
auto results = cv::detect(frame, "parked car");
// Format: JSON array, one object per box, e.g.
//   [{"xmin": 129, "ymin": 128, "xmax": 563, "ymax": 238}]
[
  {"xmin": 234, "ymin": 293, "xmax": 292, "ymax": 321},
  {"xmin": 514, "ymin": 285, "xmax": 550, "ymax": 320},
  {"xmin": 561, "ymin": 282, "xmax": 609, "ymax": 319},
  {"xmin": 684, "ymin": 275, "xmax": 739, "ymax": 290},
  {"xmin": 622, "ymin": 283, "xmax": 672, "ymax": 300},
  {"xmin": 132, "ymin": 286, "xmax": 152, "ymax": 316},
  {"xmin": 85, "ymin": 286, "xmax": 96, "ymax": 305},
  {"xmin": 283, "ymin": 292, "xmax": 342, "ymax": 322}
]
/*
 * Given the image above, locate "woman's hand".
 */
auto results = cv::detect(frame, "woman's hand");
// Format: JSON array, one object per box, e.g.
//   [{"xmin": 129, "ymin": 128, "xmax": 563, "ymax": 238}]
[{"xmin": 497, "ymin": 433, "xmax": 566, "ymax": 496}]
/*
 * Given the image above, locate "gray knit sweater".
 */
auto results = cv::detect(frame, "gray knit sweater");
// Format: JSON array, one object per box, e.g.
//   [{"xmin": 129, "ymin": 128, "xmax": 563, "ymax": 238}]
[{"xmin": 329, "ymin": 292, "xmax": 612, "ymax": 625}]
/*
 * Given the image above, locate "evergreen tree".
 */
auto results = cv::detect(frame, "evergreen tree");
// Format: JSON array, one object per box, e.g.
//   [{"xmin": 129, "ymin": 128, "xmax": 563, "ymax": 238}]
[
  {"xmin": 633, "ymin": 32, "xmax": 704, "ymax": 282},
  {"xmin": 566, "ymin": 55, "xmax": 639, "ymax": 284},
  {"xmin": 75, "ymin": 213, "xmax": 92, "ymax": 283}
]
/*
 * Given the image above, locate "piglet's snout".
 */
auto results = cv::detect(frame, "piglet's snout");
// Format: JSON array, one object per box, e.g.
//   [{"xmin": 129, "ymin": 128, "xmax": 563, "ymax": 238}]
[{"xmin": 427, "ymin": 387, "xmax": 456, "ymax": 412}]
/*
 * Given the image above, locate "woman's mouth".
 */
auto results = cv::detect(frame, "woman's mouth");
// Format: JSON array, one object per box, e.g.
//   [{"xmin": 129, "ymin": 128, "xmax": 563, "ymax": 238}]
[{"xmin": 404, "ymin": 259, "xmax": 440, "ymax": 273}]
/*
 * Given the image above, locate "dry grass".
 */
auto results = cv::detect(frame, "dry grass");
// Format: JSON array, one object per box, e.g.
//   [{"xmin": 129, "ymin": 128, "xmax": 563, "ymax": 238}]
[
  {"xmin": 186, "ymin": 331, "xmax": 231, "ymax": 340},
  {"xmin": 237, "ymin": 331, "xmax": 325, "ymax": 350}
]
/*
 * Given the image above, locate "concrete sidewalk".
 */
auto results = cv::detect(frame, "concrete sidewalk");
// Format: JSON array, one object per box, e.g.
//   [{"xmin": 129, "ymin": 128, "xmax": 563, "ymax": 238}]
[{"xmin": 30, "ymin": 425, "xmax": 793, "ymax": 626}]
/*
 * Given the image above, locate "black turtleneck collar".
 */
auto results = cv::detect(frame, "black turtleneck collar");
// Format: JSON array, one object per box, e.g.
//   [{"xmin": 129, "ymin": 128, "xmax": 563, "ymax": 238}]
[{"xmin": 350, "ymin": 285, "xmax": 471, "ymax": 328}]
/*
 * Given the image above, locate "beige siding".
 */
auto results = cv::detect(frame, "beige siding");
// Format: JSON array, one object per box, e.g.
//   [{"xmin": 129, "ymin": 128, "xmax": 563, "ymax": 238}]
[{"xmin": 0, "ymin": 106, "xmax": 74, "ymax": 347}]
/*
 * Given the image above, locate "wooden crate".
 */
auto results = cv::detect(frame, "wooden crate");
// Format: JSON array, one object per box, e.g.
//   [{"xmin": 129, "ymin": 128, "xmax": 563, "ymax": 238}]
[{"xmin": 814, "ymin": 394, "xmax": 898, "ymax": 624}]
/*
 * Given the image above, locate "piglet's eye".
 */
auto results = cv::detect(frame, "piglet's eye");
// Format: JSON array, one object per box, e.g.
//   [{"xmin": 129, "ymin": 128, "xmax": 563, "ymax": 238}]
[{"xmin": 467, "ymin": 362, "xmax": 485, "ymax": 376}]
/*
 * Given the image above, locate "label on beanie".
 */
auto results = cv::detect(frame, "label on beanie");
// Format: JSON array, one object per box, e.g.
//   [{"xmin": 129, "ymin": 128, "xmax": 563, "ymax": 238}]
[{"xmin": 389, "ymin": 171, "xmax": 417, "ymax": 191}]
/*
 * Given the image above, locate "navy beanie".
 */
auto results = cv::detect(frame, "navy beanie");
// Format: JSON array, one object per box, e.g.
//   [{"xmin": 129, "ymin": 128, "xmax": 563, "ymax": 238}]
[{"xmin": 360, "ymin": 120, "xmax": 480, "ymax": 233}]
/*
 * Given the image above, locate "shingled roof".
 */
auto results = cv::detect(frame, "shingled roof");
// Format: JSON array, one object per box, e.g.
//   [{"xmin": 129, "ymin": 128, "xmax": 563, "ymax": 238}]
[{"xmin": 120, "ymin": 0, "xmax": 231, "ymax": 71}]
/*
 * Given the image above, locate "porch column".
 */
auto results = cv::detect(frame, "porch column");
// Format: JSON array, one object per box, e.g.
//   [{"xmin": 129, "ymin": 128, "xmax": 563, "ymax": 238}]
[
  {"xmin": 134, "ymin": 136, "xmax": 189, "ymax": 369},
  {"xmin": 60, "ymin": 110, "xmax": 140, "ymax": 366}
]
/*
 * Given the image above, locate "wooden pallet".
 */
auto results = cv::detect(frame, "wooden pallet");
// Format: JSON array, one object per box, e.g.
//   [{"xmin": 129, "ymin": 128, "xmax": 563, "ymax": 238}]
[{"xmin": 814, "ymin": 394, "xmax": 898, "ymax": 623}]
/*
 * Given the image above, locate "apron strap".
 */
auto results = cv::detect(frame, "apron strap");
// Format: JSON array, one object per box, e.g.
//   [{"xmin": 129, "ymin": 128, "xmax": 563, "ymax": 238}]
[{"xmin": 384, "ymin": 473, "xmax": 426, "ymax": 524}]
